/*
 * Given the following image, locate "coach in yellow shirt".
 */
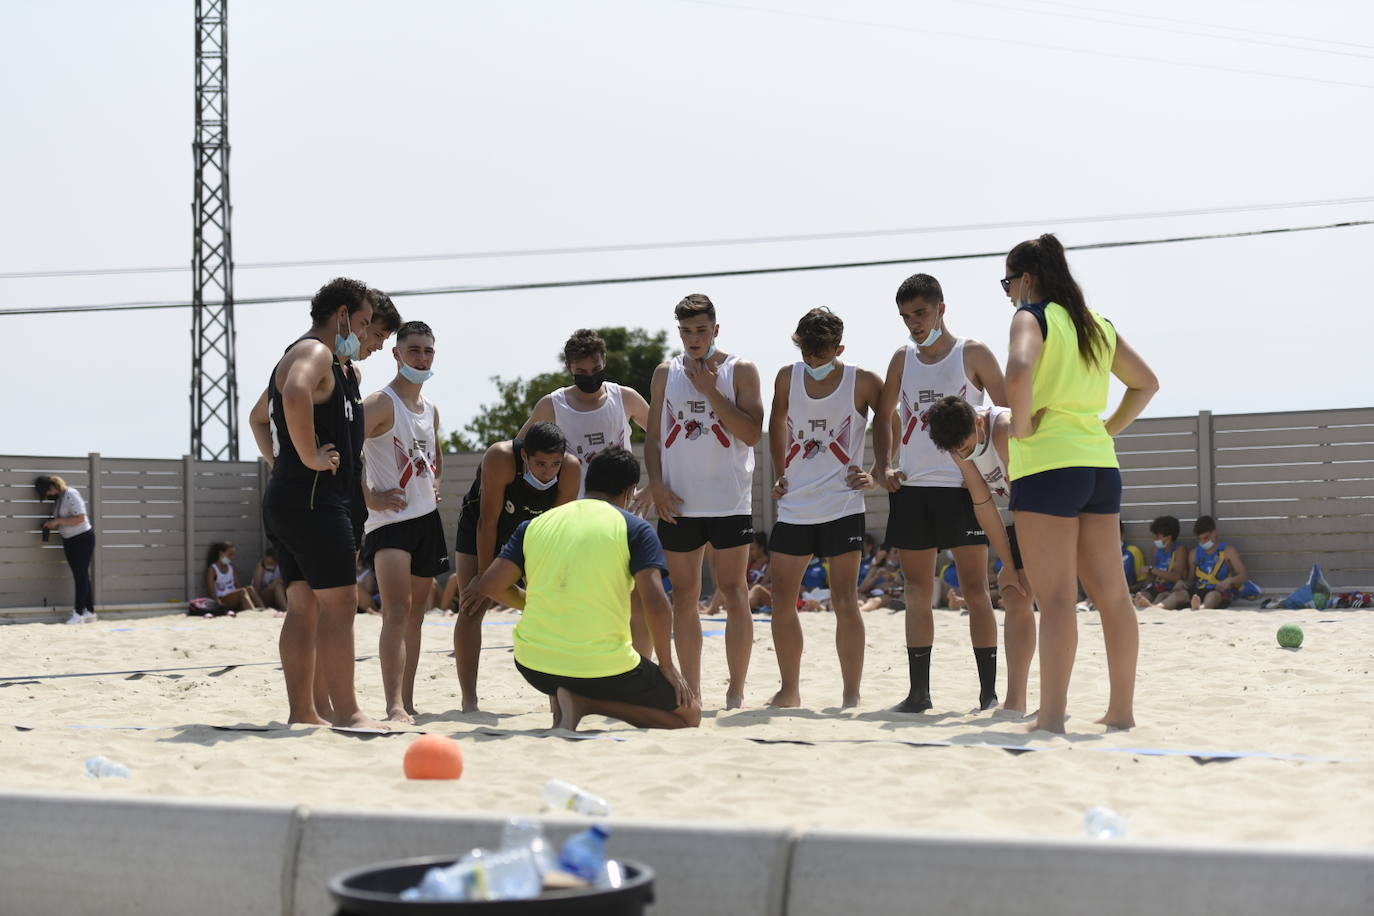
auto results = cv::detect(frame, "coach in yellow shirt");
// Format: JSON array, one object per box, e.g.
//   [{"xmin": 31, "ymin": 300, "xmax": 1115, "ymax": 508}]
[{"xmin": 480, "ymin": 446, "xmax": 700, "ymax": 731}]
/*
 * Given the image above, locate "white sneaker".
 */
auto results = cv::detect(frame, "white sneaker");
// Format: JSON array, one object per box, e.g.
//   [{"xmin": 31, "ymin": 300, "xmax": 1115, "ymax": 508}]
[
  {"xmin": 65, "ymin": 612, "xmax": 83, "ymax": 625},
  {"xmin": 80, "ymin": 611, "xmax": 97, "ymax": 623}
]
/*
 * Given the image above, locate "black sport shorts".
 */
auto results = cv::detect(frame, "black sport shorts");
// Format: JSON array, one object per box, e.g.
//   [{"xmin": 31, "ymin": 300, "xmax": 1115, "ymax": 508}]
[
  {"xmin": 516, "ymin": 656, "xmax": 680, "ymax": 711},
  {"xmin": 885, "ymin": 486, "xmax": 988, "ymax": 552},
  {"xmin": 360, "ymin": 509, "xmax": 450, "ymax": 578},
  {"xmin": 263, "ymin": 500, "xmax": 356, "ymax": 591},
  {"xmin": 657, "ymin": 514, "xmax": 754, "ymax": 553},
  {"xmin": 1008, "ymin": 467, "xmax": 1122, "ymax": 518},
  {"xmin": 769, "ymin": 513, "xmax": 865, "ymax": 558}
]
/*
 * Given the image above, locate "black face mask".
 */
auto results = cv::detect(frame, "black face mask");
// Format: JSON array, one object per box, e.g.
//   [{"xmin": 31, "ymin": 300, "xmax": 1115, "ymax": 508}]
[{"xmin": 573, "ymin": 371, "xmax": 605, "ymax": 394}]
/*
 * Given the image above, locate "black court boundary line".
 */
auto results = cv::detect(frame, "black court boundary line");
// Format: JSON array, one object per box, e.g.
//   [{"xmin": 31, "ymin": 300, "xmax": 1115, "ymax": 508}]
[{"xmin": 0, "ymin": 645, "xmax": 514, "ymax": 683}]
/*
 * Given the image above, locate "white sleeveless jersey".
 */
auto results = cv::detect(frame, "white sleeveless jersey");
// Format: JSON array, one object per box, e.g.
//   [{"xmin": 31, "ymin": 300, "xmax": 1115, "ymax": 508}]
[
  {"xmin": 660, "ymin": 354, "xmax": 754, "ymax": 517},
  {"xmin": 362, "ymin": 386, "xmax": 439, "ymax": 534},
  {"xmin": 964, "ymin": 405, "xmax": 1012, "ymax": 505},
  {"xmin": 779, "ymin": 363, "xmax": 868, "ymax": 525},
  {"xmin": 896, "ymin": 338, "xmax": 984, "ymax": 487},
  {"xmin": 553, "ymin": 384, "xmax": 632, "ymax": 497},
  {"xmin": 212, "ymin": 562, "xmax": 237, "ymax": 598}
]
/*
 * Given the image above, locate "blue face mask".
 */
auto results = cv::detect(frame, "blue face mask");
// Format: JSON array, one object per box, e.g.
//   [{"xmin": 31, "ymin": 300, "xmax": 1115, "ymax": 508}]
[
  {"xmin": 804, "ymin": 360, "xmax": 836, "ymax": 381},
  {"xmin": 911, "ymin": 327, "xmax": 942, "ymax": 348},
  {"xmin": 523, "ymin": 469, "xmax": 557, "ymax": 491},
  {"xmin": 1199, "ymin": 539, "xmax": 1216, "ymax": 552},
  {"xmin": 1153, "ymin": 539, "xmax": 1165, "ymax": 550},
  {"xmin": 399, "ymin": 362, "xmax": 433, "ymax": 384},
  {"xmin": 703, "ymin": 344, "xmax": 718, "ymax": 359},
  {"xmin": 335, "ymin": 318, "xmax": 361, "ymax": 361}
]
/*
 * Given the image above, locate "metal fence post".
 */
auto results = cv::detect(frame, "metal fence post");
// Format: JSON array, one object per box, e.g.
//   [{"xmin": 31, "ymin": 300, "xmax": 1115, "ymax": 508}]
[
  {"xmin": 88, "ymin": 452, "xmax": 102, "ymax": 608},
  {"xmin": 184, "ymin": 455, "xmax": 197, "ymax": 599},
  {"xmin": 1197, "ymin": 410, "xmax": 1215, "ymax": 519}
]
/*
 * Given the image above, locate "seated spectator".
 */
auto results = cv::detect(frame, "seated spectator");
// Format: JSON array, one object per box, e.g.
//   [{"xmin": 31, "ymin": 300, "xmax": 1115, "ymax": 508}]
[
  {"xmin": 858, "ymin": 546, "xmax": 905, "ymax": 612},
  {"xmin": 746, "ymin": 532, "xmax": 772, "ymax": 610},
  {"xmin": 1121, "ymin": 522, "xmax": 1148, "ymax": 593},
  {"xmin": 252, "ymin": 547, "xmax": 287, "ymax": 616},
  {"xmin": 1186, "ymin": 515, "xmax": 1249, "ymax": 609},
  {"xmin": 204, "ymin": 541, "xmax": 262, "ymax": 615},
  {"xmin": 356, "ymin": 559, "xmax": 380, "ymax": 615},
  {"xmin": 1136, "ymin": 515, "xmax": 1192, "ymax": 609}
]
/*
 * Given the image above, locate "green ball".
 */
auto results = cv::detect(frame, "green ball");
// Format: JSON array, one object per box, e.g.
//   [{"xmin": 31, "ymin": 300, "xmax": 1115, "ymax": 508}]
[{"xmin": 1277, "ymin": 623, "xmax": 1304, "ymax": 648}]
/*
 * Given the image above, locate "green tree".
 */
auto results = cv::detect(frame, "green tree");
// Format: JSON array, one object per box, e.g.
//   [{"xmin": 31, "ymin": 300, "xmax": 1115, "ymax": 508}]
[{"xmin": 445, "ymin": 326, "xmax": 671, "ymax": 451}]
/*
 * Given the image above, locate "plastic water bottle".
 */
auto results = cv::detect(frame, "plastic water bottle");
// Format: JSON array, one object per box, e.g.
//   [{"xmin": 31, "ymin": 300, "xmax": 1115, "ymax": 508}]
[
  {"xmin": 1083, "ymin": 805, "xmax": 1127, "ymax": 840},
  {"xmin": 502, "ymin": 817, "xmax": 555, "ymax": 876},
  {"xmin": 543, "ymin": 778, "xmax": 611, "ymax": 816},
  {"xmin": 85, "ymin": 756, "xmax": 130, "ymax": 779},
  {"xmin": 401, "ymin": 846, "xmax": 542, "ymax": 902},
  {"xmin": 558, "ymin": 825, "xmax": 610, "ymax": 882}
]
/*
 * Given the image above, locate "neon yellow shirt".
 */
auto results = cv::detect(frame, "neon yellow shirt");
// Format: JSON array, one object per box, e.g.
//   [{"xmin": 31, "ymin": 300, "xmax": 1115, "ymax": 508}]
[
  {"xmin": 1008, "ymin": 301, "xmax": 1119, "ymax": 479},
  {"xmin": 505, "ymin": 499, "xmax": 664, "ymax": 678}
]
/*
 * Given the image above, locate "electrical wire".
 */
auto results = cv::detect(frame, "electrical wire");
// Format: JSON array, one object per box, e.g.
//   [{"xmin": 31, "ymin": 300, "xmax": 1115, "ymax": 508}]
[
  {"xmin": 671, "ymin": 0, "xmax": 1374, "ymax": 90},
  {"xmin": 1, "ymin": 218, "xmax": 1368, "ymax": 317},
  {"xmin": 3, "ymin": 195, "xmax": 1372, "ymax": 280}
]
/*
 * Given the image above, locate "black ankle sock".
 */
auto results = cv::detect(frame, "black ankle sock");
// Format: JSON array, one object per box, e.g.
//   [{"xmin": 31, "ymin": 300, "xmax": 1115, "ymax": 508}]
[
  {"xmin": 974, "ymin": 646, "xmax": 998, "ymax": 709},
  {"xmin": 907, "ymin": 645, "xmax": 932, "ymax": 702}
]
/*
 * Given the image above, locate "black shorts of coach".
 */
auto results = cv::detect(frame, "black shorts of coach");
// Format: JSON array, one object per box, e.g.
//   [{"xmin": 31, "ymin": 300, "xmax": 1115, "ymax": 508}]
[
  {"xmin": 657, "ymin": 514, "xmax": 754, "ymax": 553},
  {"xmin": 515, "ymin": 657, "xmax": 680, "ymax": 711},
  {"xmin": 360, "ymin": 509, "xmax": 451, "ymax": 578},
  {"xmin": 770, "ymin": 513, "xmax": 866, "ymax": 558},
  {"xmin": 885, "ymin": 485, "xmax": 988, "ymax": 552},
  {"xmin": 263, "ymin": 501, "xmax": 356, "ymax": 591}
]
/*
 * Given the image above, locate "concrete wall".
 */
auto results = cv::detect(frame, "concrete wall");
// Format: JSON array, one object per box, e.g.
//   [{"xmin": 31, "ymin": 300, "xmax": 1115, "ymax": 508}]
[{"xmin": 0, "ymin": 790, "xmax": 1369, "ymax": 916}]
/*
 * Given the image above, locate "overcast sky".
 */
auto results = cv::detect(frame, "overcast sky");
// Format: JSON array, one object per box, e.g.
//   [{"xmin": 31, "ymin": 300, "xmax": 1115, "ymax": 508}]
[{"xmin": 2, "ymin": 0, "xmax": 1371, "ymax": 460}]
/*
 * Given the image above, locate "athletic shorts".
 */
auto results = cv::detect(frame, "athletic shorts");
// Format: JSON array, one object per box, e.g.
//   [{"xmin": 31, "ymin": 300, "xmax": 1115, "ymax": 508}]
[
  {"xmin": 515, "ymin": 656, "xmax": 680, "ymax": 712},
  {"xmin": 1008, "ymin": 467, "xmax": 1121, "ymax": 518},
  {"xmin": 657, "ymin": 514, "xmax": 754, "ymax": 553},
  {"xmin": 263, "ymin": 501, "xmax": 356, "ymax": 591},
  {"xmin": 885, "ymin": 486, "xmax": 988, "ymax": 552},
  {"xmin": 770, "ymin": 513, "xmax": 865, "ymax": 558},
  {"xmin": 1004, "ymin": 524, "xmax": 1024, "ymax": 571},
  {"xmin": 360, "ymin": 509, "xmax": 450, "ymax": 578}
]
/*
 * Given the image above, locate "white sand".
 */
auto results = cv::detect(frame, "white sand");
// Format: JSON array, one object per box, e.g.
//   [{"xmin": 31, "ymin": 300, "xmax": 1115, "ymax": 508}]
[{"xmin": 1, "ymin": 606, "xmax": 1370, "ymax": 848}]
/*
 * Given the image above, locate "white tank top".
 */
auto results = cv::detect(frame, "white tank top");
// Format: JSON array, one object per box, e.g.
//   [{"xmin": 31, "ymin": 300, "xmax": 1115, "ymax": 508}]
[
  {"xmin": 778, "ymin": 363, "xmax": 868, "ymax": 525},
  {"xmin": 212, "ymin": 562, "xmax": 237, "ymax": 598},
  {"xmin": 553, "ymin": 384, "xmax": 632, "ymax": 497},
  {"xmin": 660, "ymin": 354, "xmax": 754, "ymax": 517},
  {"xmin": 896, "ymin": 338, "xmax": 984, "ymax": 487},
  {"xmin": 965, "ymin": 405, "xmax": 1012, "ymax": 505},
  {"xmin": 362, "ymin": 386, "xmax": 440, "ymax": 534}
]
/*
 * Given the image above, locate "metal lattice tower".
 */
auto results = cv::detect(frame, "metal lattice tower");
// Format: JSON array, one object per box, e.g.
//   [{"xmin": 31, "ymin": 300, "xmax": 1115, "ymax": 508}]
[{"xmin": 190, "ymin": 0, "xmax": 238, "ymax": 460}]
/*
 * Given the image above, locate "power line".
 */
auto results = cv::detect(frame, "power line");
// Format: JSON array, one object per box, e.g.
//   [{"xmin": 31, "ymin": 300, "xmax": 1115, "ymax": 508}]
[
  {"xmin": 1021, "ymin": 0, "xmax": 1374, "ymax": 53},
  {"xmin": 945, "ymin": 0, "xmax": 1374, "ymax": 60},
  {"xmin": 672, "ymin": 0, "xmax": 1374, "ymax": 90},
  {"xmin": 2, "ymin": 219, "xmax": 1369, "ymax": 318},
  {"xmin": 3, "ymin": 195, "xmax": 1373, "ymax": 280}
]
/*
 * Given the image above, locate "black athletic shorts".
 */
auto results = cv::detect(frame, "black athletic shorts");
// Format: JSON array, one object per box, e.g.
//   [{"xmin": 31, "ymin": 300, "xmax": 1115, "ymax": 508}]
[
  {"xmin": 1008, "ymin": 467, "xmax": 1122, "ymax": 518},
  {"xmin": 1005, "ymin": 524, "xmax": 1024, "ymax": 571},
  {"xmin": 885, "ymin": 486, "xmax": 988, "ymax": 552},
  {"xmin": 657, "ymin": 514, "xmax": 754, "ymax": 553},
  {"xmin": 515, "ymin": 656, "xmax": 680, "ymax": 712},
  {"xmin": 263, "ymin": 500, "xmax": 356, "ymax": 591},
  {"xmin": 360, "ymin": 509, "xmax": 450, "ymax": 578},
  {"xmin": 770, "ymin": 513, "xmax": 865, "ymax": 558}
]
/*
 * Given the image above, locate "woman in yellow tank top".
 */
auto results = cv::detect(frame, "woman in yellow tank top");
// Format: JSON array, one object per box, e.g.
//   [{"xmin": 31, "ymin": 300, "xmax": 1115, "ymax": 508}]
[{"xmin": 1002, "ymin": 234, "xmax": 1158, "ymax": 735}]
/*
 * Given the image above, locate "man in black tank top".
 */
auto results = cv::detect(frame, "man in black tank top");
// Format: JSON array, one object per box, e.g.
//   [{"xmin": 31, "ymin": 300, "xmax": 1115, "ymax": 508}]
[
  {"xmin": 443, "ymin": 421, "xmax": 582, "ymax": 712},
  {"xmin": 248, "ymin": 277, "xmax": 388, "ymax": 729}
]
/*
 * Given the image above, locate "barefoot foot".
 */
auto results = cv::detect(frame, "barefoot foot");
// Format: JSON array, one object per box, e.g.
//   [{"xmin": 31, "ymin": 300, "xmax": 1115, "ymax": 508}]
[
  {"xmin": 840, "ymin": 693, "xmax": 861, "ymax": 710},
  {"xmin": 725, "ymin": 693, "xmax": 744, "ymax": 710},
  {"xmin": 555, "ymin": 687, "xmax": 587, "ymax": 732},
  {"xmin": 460, "ymin": 698, "xmax": 480, "ymax": 713},
  {"xmin": 385, "ymin": 707, "xmax": 415, "ymax": 725},
  {"xmin": 286, "ymin": 712, "xmax": 331, "ymax": 726},
  {"xmin": 767, "ymin": 689, "xmax": 801, "ymax": 708},
  {"xmin": 1094, "ymin": 712, "xmax": 1135, "ymax": 730},
  {"xmin": 335, "ymin": 712, "xmax": 391, "ymax": 730}
]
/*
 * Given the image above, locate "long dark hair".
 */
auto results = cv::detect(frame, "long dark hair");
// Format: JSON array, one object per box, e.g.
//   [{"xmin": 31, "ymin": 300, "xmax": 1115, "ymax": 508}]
[
  {"xmin": 1007, "ymin": 233, "xmax": 1108, "ymax": 369},
  {"xmin": 206, "ymin": 540, "xmax": 232, "ymax": 568}
]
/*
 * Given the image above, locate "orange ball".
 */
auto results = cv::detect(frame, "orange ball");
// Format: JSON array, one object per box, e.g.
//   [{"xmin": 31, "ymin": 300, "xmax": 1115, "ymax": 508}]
[{"xmin": 403, "ymin": 733, "xmax": 465, "ymax": 780}]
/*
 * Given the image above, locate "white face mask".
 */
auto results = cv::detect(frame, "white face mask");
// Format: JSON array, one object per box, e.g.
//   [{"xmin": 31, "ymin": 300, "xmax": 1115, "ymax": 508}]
[
  {"xmin": 911, "ymin": 327, "xmax": 942, "ymax": 348},
  {"xmin": 1199, "ymin": 539, "xmax": 1216, "ymax": 552},
  {"xmin": 1152, "ymin": 539, "xmax": 1165, "ymax": 550}
]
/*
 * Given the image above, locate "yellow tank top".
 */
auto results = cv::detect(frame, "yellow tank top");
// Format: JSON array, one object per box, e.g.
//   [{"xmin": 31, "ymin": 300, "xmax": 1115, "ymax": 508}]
[{"xmin": 1008, "ymin": 301, "xmax": 1119, "ymax": 480}]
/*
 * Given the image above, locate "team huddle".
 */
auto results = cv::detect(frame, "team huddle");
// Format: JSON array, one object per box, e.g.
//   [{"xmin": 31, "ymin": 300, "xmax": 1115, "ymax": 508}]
[{"xmin": 252, "ymin": 232, "xmax": 1159, "ymax": 735}]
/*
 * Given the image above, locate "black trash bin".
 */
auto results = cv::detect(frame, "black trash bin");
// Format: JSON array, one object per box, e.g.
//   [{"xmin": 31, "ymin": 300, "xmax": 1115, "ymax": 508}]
[{"xmin": 329, "ymin": 854, "xmax": 655, "ymax": 916}]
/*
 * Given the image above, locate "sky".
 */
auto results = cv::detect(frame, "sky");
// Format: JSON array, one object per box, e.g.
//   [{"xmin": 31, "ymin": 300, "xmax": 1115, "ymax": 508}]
[{"xmin": 2, "ymin": 0, "xmax": 1371, "ymax": 459}]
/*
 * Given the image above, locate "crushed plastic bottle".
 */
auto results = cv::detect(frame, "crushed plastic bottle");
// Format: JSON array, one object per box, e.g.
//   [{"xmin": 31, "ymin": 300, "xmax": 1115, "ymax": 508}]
[
  {"xmin": 543, "ymin": 778, "xmax": 611, "ymax": 816},
  {"xmin": 502, "ymin": 817, "xmax": 555, "ymax": 876},
  {"xmin": 1083, "ymin": 805, "xmax": 1127, "ymax": 840},
  {"xmin": 558, "ymin": 825, "xmax": 610, "ymax": 882},
  {"xmin": 85, "ymin": 756, "xmax": 130, "ymax": 779},
  {"xmin": 401, "ymin": 846, "xmax": 542, "ymax": 903}
]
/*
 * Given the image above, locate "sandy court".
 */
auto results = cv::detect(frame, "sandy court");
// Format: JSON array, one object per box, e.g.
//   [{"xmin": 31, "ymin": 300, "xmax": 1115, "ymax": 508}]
[{"xmin": 1, "ymin": 605, "xmax": 1371, "ymax": 849}]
